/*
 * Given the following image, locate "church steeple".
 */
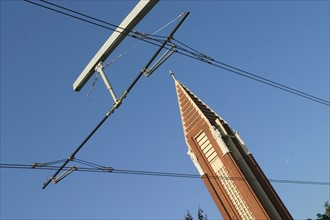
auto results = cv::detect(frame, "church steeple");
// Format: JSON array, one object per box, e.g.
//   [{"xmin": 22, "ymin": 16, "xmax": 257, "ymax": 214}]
[
  {"xmin": 172, "ymin": 72, "xmax": 219, "ymax": 134},
  {"xmin": 171, "ymin": 72, "xmax": 293, "ymax": 220}
]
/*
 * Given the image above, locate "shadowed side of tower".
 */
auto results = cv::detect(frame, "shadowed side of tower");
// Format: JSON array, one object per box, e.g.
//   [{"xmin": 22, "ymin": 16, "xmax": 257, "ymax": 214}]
[{"xmin": 172, "ymin": 74, "xmax": 292, "ymax": 220}]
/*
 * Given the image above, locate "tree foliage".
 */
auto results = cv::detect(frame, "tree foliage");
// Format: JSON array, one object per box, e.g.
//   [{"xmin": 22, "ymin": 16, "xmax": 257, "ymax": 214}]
[
  {"xmin": 316, "ymin": 201, "xmax": 330, "ymax": 220},
  {"xmin": 185, "ymin": 210, "xmax": 193, "ymax": 220},
  {"xmin": 198, "ymin": 208, "xmax": 208, "ymax": 220},
  {"xmin": 185, "ymin": 208, "xmax": 207, "ymax": 220}
]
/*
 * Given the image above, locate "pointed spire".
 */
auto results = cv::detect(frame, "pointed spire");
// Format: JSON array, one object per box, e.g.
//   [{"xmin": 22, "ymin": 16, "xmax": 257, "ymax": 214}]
[
  {"xmin": 173, "ymin": 74, "xmax": 220, "ymax": 137},
  {"xmin": 169, "ymin": 70, "xmax": 177, "ymax": 81},
  {"xmin": 172, "ymin": 72, "xmax": 293, "ymax": 220}
]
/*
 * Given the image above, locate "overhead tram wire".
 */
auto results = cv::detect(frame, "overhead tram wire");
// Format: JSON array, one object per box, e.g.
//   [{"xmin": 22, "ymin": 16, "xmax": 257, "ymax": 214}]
[
  {"xmin": 1, "ymin": 163, "xmax": 329, "ymax": 186},
  {"xmin": 23, "ymin": 0, "xmax": 168, "ymax": 59},
  {"xmin": 173, "ymin": 48, "xmax": 330, "ymax": 106},
  {"xmin": 24, "ymin": 0, "xmax": 119, "ymax": 34},
  {"xmin": 38, "ymin": 0, "xmax": 119, "ymax": 31},
  {"xmin": 24, "ymin": 0, "xmax": 329, "ymax": 107},
  {"xmin": 171, "ymin": 38, "xmax": 330, "ymax": 106},
  {"xmin": 21, "ymin": 2, "xmax": 177, "ymax": 174},
  {"xmin": 28, "ymin": 0, "xmax": 330, "ymax": 107},
  {"xmin": 50, "ymin": 71, "xmax": 101, "ymax": 178},
  {"xmin": 23, "ymin": 0, "xmax": 190, "ymax": 190},
  {"xmin": 152, "ymin": 38, "xmax": 330, "ymax": 106},
  {"xmin": 104, "ymin": 13, "xmax": 184, "ymax": 68},
  {"xmin": 24, "ymin": 0, "xmax": 167, "ymax": 44},
  {"xmin": 39, "ymin": 12, "xmax": 190, "ymax": 189},
  {"xmin": 38, "ymin": 0, "xmax": 168, "ymax": 39},
  {"xmin": 18, "ymin": 0, "xmax": 329, "ymax": 193}
]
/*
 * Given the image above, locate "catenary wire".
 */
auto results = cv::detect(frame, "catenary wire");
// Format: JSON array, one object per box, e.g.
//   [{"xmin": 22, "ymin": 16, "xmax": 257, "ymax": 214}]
[
  {"xmin": 51, "ymin": 72, "xmax": 101, "ymax": 175},
  {"xmin": 165, "ymin": 40, "xmax": 330, "ymax": 106},
  {"xmin": 171, "ymin": 45, "xmax": 330, "ymax": 106},
  {"xmin": 24, "ymin": 0, "xmax": 167, "ymax": 42},
  {"xmin": 171, "ymin": 38, "xmax": 330, "ymax": 106},
  {"xmin": 104, "ymin": 13, "xmax": 183, "ymax": 68},
  {"xmin": 18, "ymin": 1, "xmax": 330, "ymax": 194},
  {"xmin": 39, "ymin": 0, "xmax": 168, "ymax": 39},
  {"xmin": 40, "ymin": 12, "xmax": 189, "ymax": 189},
  {"xmin": 24, "ymin": 0, "xmax": 119, "ymax": 33},
  {"xmin": 24, "ymin": 0, "xmax": 329, "ymax": 107},
  {"xmin": 39, "ymin": 0, "xmax": 119, "ymax": 30},
  {"xmin": 1, "ymin": 163, "xmax": 329, "ymax": 186},
  {"xmin": 23, "ymin": 0, "xmax": 169, "ymax": 58}
]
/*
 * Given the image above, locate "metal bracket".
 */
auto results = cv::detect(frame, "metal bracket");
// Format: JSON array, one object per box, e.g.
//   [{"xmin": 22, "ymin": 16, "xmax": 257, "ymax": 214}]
[
  {"xmin": 144, "ymin": 45, "xmax": 176, "ymax": 77},
  {"xmin": 95, "ymin": 62, "xmax": 119, "ymax": 104},
  {"xmin": 51, "ymin": 165, "xmax": 78, "ymax": 184}
]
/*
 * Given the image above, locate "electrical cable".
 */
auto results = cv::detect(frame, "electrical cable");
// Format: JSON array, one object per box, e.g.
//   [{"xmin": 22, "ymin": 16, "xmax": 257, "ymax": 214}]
[
  {"xmin": 23, "ymin": 0, "xmax": 329, "ymax": 107},
  {"xmin": 23, "ymin": 0, "xmax": 112, "ymax": 31},
  {"xmin": 1, "ymin": 163, "xmax": 329, "ymax": 186},
  {"xmin": 104, "ymin": 13, "xmax": 183, "ymax": 68},
  {"xmin": 172, "ymin": 38, "xmax": 330, "ymax": 106},
  {"xmin": 173, "ymin": 47, "xmax": 330, "ymax": 106},
  {"xmin": 39, "ymin": 0, "xmax": 168, "ymax": 39},
  {"xmin": 19, "ymin": 0, "xmax": 330, "ymax": 189},
  {"xmin": 31, "ymin": 159, "xmax": 67, "ymax": 167},
  {"xmin": 73, "ymin": 158, "xmax": 110, "ymax": 170},
  {"xmin": 38, "ymin": 12, "xmax": 189, "ymax": 189},
  {"xmin": 51, "ymin": 72, "xmax": 100, "ymax": 175},
  {"xmin": 24, "ymin": 0, "xmax": 167, "ymax": 42},
  {"xmin": 39, "ymin": 0, "xmax": 119, "ymax": 30},
  {"xmin": 21, "ymin": 0, "xmax": 329, "ymax": 188},
  {"xmin": 164, "ymin": 39, "xmax": 330, "ymax": 106}
]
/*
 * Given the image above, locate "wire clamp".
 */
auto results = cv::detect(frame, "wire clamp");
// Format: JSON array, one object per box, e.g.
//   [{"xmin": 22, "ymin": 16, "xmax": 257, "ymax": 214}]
[
  {"xmin": 31, "ymin": 162, "xmax": 40, "ymax": 168},
  {"xmin": 103, "ymin": 166, "xmax": 113, "ymax": 172}
]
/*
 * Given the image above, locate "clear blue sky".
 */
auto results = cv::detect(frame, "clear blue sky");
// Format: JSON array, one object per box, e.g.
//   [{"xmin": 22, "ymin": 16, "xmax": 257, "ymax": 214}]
[{"xmin": 1, "ymin": 1, "xmax": 329, "ymax": 219}]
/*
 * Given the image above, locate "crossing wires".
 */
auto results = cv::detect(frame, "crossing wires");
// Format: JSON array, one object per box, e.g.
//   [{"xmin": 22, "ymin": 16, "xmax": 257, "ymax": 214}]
[
  {"xmin": 1, "ymin": 162, "xmax": 329, "ymax": 186},
  {"xmin": 24, "ymin": 0, "xmax": 330, "ymax": 107}
]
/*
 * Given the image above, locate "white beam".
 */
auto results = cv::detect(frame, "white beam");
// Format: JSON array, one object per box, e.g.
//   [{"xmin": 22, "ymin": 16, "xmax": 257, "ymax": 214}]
[{"xmin": 73, "ymin": 0, "xmax": 159, "ymax": 91}]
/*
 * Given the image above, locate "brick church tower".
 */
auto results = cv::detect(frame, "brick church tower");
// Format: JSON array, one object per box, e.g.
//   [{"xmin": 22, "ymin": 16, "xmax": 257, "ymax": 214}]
[{"xmin": 172, "ymin": 73, "xmax": 292, "ymax": 219}]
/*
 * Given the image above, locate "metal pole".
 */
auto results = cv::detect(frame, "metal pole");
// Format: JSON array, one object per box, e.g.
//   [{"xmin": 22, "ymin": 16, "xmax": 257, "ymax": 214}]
[
  {"xmin": 95, "ymin": 62, "xmax": 118, "ymax": 103},
  {"xmin": 126, "ymin": 11, "xmax": 190, "ymax": 95},
  {"xmin": 42, "ymin": 106, "xmax": 114, "ymax": 189}
]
